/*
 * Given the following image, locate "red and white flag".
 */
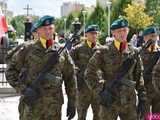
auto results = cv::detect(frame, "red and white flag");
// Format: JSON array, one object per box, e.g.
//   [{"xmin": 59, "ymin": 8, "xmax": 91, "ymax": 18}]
[{"xmin": 0, "ymin": 7, "xmax": 8, "ymax": 40}]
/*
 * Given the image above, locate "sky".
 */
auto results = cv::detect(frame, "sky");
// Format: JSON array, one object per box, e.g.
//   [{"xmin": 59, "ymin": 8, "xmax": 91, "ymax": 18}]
[{"xmin": 6, "ymin": 0, "xmax": 96, "ymax": 18}]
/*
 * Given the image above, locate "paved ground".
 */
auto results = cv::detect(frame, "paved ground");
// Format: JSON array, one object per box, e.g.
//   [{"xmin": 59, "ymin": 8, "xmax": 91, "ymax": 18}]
[{"xmin": 0, "ymin": 93, "xmax": 93, "ymax": 120}]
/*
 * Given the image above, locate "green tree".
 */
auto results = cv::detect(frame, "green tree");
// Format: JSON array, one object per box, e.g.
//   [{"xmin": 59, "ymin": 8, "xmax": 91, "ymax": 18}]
[
  {"xmin": 124, "ymin": 3, "xmax": 153, "ymax": 38},
  {"xmin": 111, "ymin": 0, "xmax": 132, "ymax": 21},
  {"xmin": 87, "ymin": 2, "xmax": 107, "ymax": 32},
  {"xmin": 145, "ymin": 0, "xmax": 160, "ymax": 25},
  {"xmin": 55, "ymin": 17, "xmax": 65, "ymax": 33},
  {"xmin": 11, "ymin": 15, "xmax": 25, "ymax": 37},
  {"xmin": 11, "ymin": 15, "xmax": 39, "ymax": 37}
]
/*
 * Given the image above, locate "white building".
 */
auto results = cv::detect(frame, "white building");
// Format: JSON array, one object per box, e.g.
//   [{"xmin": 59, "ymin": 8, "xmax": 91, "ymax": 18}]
[{"xmin": 61, "ymin": 1, "xmax": 84, "ymax": 17}]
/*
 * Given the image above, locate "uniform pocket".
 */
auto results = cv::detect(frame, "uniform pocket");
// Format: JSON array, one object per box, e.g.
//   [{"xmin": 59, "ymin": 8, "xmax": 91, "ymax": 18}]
[{"xmin": 119, "ymin": 85, "xmax": 136, "ymax": 107}]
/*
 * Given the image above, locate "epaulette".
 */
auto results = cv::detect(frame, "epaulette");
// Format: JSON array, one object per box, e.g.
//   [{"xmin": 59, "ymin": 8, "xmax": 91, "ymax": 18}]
[
  {"xmin": 95, "ymin": 45, "xmax": 109, "ymax": 54},
  {"xmin": 73, "ymin": 42, "xmax": 84, "ymax": 49}
]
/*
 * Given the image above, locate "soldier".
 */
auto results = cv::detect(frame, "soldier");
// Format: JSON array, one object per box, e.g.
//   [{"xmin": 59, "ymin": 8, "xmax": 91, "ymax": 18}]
[
  {"xmin": 6, "ymin": 15, "xmax": 76, "ymax": 120},
  {"xmin": 85, "ymin": 18, "xmax": 146, "ymax": 120},
  {"xmin": 152, "ymin": 58, "xmax": 160, "ymax": 113},
  {"xmin": 0, "ymin": 35, "xmax": 9, "ymax": 64},
  {"xmin": 141, "ymin": 26, "xmax": 160, "ymax": 114},
  {"xmin": 70, "ymin": 24, "xmax": 101, "ymax": 120}
]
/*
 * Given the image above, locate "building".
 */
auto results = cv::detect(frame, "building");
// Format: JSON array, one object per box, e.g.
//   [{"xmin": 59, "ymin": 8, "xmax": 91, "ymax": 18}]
[
  {"xmin": 61, "ymin": 1, "xmax": 84, "ymax": 17},
  {"xmin": 0, "ymin": 1, "xmax": 13, "ymax": 22}
]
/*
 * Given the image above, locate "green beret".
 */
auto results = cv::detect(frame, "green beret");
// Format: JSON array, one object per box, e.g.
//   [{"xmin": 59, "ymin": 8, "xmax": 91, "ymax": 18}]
[
  {"xmin": 110, "ymin": 18, "xmax": 129, "ymax": 30},
  {"xmin": 85, "ymin": 24, "xmax": 99, "ymax": 33},
  {"xmin": 32, "ymin": 15, "xmax": 55, "ymax": 31},
  {"xmin": 31, "ymin": 20, "xmax": 39, "ymax": 32},
  {"xmin": 142, "ymin": 27, "xmax": 159, "ymax": 36}
]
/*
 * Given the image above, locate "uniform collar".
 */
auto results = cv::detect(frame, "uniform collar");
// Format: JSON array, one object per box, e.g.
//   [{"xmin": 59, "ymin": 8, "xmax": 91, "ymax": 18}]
[
  {"xmin": 114, "ymin": 39, "xmax": 128, "ymax": 52},
  {"xmin": 85, "ymin": 40, "xmax": 96, "ymax": 48},
  {"xmin": 35, "ymin": 40, "xmax": 60, "ymax": 52}
]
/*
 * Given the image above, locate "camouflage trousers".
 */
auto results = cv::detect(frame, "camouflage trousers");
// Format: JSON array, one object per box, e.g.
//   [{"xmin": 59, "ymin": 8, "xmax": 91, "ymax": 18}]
[
  {"xmin": 18, "ymin": 96, "xmax": 62, "ymax": 120},
  {"xmin": 99, "ymin": 86, "xmax": 137, "ymax": 120},
  {"xmin": 77, "ymin": 88, "xmax": 100, "ymax": 120},
  {"xmin": 144, "ymin": 81, "xmax": 160, "ymax": 114}
]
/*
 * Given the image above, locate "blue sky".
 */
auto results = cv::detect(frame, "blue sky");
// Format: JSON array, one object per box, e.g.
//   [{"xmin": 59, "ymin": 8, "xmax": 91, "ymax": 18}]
[{"xmin": 6, "ymin": 0, "xmax": 96, "ymax": 18}]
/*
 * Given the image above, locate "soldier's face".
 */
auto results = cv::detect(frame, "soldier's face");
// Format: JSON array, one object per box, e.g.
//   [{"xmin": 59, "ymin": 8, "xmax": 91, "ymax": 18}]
[
  {"xmin": 37, "ymin": 24, "xmax": 55, "ymax": 40},
  {"xmin": 86, "ymin": 32, "xmax": 98, "ymax": 43},
  {"xmin": 112, "ymin": 27, "xmax": 129, "ymax": 42},
  {"xmin": 144, "ymin": 33, "xmax": 159, "ymax": 43}
]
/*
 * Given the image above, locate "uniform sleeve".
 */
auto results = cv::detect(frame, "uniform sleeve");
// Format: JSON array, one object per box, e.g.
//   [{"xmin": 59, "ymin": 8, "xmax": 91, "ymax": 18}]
[
  {"xmin": 84, "ymin": 50, "xmax": 104, "ymax": 93},
  {"xmin": 70, "ymin": 47, "xmax": 79, "ymax": 70},
  {"xmin": 133, "ymin": 54, "xmax": 145, "ymax": 92},
  {"xmin": 62, "ymin": 50, "xmax": 77, "ymax": 104},
  {"xmin": 6, "ymin": 45, "xmax": 28, "ymax": 92}
]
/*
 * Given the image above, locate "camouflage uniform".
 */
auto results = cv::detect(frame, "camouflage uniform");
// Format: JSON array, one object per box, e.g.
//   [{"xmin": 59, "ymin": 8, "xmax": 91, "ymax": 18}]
[
  {"xmin": 85, "ymin": 41, "xmax": 145, "ymax": 120},
  {"xmin": 71, "ymin": 41, "xmax": 100, "ymax": 120},
  {"xmin": 6, "ymin": 40, "xmax": 76, "ymax": 120},
  {"xmin": 0, "ymin": 36, "xmax": 9, "ymax": 64},
  {"xmin": 140, "ymin": 48, "xmax": 160, "ymax": 114},
  {"xmin": 152, "ymin": 58, "xmax": 160, "ymax": 112}
]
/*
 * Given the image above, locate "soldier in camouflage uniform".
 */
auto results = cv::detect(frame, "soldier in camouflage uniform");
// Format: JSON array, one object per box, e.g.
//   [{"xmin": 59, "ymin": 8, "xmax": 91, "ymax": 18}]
[
  {"xmin": 0, "ymin": 35, "xmax": 9, "ymax": 64},
  {"xmin": 152, "ymin": 58, "xmax": 160, "ymax": 113},
  {"xmin": 140, "ymin": 27, "xmax": 160, "ymax": 116},
  {"xmin": 70, "ymin": 24, "xmax": 100, "ymax": 120},
  {"xmin": 6, "ymin": 15, "xmax": 76, "ymax": 120},
  {"xmin": 85, "ymin": 18, "xmax": 145, "ymax": 120}
]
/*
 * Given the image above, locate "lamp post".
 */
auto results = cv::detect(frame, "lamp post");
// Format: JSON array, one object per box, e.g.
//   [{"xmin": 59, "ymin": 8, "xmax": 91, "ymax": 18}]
[
  {"xmin": 82, "ymin": 10, "xmax": 87, "ymax": 39},
  {"xmin": 106, "ymin": 1, "xmax": 111, "ymax": 37},
  {"xmin": 64, "ymin": 18, "xmax": 67, "ymax": 36}
]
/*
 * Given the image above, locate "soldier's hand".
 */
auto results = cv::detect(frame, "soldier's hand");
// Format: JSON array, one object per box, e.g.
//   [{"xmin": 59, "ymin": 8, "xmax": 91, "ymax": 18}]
[{"xmin": 66, "ymin": 101, "xmax": 76, "ymax": 120}]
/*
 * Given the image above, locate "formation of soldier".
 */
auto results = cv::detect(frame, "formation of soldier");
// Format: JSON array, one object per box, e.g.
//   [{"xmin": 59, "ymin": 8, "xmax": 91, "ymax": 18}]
[{"xmin": 5, "ymin": 15, "xmax": 160, "ymax": 120}]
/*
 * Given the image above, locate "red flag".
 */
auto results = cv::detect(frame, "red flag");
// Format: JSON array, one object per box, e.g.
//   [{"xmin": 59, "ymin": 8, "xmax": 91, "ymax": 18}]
[{"xmin": 0, "ymin": 8, "xmax": 8, "ymax": 40}]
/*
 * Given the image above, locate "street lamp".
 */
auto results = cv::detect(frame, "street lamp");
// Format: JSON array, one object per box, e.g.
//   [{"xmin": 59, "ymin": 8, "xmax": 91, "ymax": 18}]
[
  {"xmin": 64, "ymin": 18, "xmax": 67, "ymax": 36},
  {"xmin": 106, "ymin": 1, "xmax": 112, "ymax": 37},
  {"xmin": 82, "ymin": 10, "xmax": 87, "ymax": 39}
]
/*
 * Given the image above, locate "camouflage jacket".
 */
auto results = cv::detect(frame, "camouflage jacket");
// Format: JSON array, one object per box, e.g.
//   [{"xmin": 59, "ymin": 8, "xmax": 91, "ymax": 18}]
[
  {"xmin": 140, "ymin": 48, "xmax": 160, "ymax": 98},
  {"xmin": 85, "ymin": 41, "xmax": 145, "ymax": 94},
  {"xmin": 6, "ymin": 40, "xmax": 76, "ymax": 104},
  {"xmin": 152, "ymin": 58, "xmax": 160, "ymax": 94},
  {"xmin": 70, "ymin": 41, "xmax": 99, "ymax": 90},
  {"xmin": 140, "ymin": 48, "xmax": 160, "ymax": 83}
]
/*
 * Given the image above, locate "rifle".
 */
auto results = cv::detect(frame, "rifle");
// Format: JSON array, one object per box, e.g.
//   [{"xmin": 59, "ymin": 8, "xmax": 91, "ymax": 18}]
[
  {"xmin": 99, "ymin": 40, "xmax": 154, "ymax": 108},
  {"xmin": 22, "ymin": 25, "xmax": 85, "ymax": 106}
]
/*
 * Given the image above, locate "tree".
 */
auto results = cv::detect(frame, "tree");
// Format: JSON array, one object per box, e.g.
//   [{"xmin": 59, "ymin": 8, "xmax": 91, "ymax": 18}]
[
  {"xmin": 11, "ymin": 15, "xmax": 39, "ymax": 37},
  {"xmin": 87, "ymin": 2, "xmax": 107, "ymax": 33},
  {"xmin": 111, "ymin": 0, "xmax": 132, "ymax": 21},
  {"xmin": 11, "ymin": 15, "xmax": 25, "ymax": 37},
  {"xmin": 145, "ymin": 0, "xmax": 160, "ymax": 26},
  {"xmin": 55, "ymin": 17, "xmax": 65, "ymax": 33},
  {"xmin": 124, "ymin": 3, "xmax": 153, "ymax": 33}
]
